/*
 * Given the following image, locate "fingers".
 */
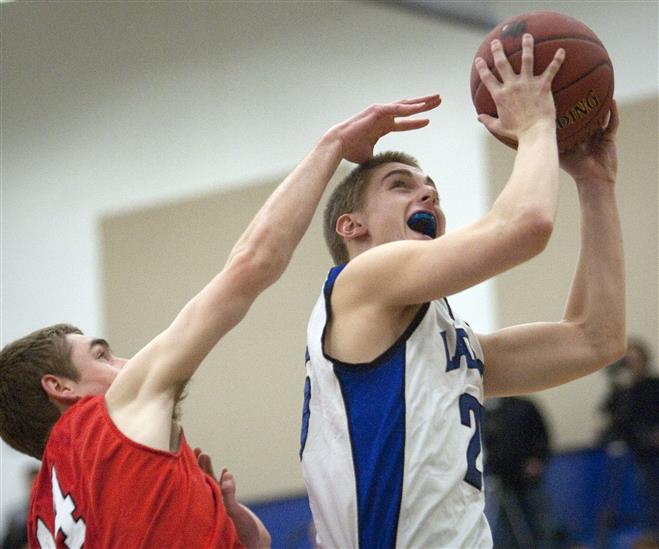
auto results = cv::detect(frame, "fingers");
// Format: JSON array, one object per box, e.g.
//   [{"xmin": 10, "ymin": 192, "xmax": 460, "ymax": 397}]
[
  {"xmin": 392, "ymin": 118, "xmax": 430, "ymax": 132},
  {"xmin": 195, "ymin": 450, "xmax": 217, "ymax": 478},
  {"xmin": 477, "ymin": 113, "xmax": 502, "ymax": 136},
  {"xmin": 605, "ymin": 100, "xmax": 619, "ymax": 135},
  {"xmin": 541, "ymin": 47, "xmax": 566, "ymax": 84},
  {"xmin": 373, "ymin": 95, "xmax": 439, "ymax": 133},
  {"xmin": 398, "ymin": 94, "xmax": 441, "ymax": 108},
  {"xmin": 474, "ymin": 57, "xmax": 501, "ymax": 94},
  {"xmin": 520, "ymin": 34, "xmax": 534, "ymax": 75},
  {"xmin": 492, "ymin": 39, "xmax": 515, "ymax": 80},
  {"xmin": 220, "ymin": 469, "xmax": 237, "ymax": 498},
  {"xmin": 388, "ymin": 95, "xmax": 441, "ymax": 117}
]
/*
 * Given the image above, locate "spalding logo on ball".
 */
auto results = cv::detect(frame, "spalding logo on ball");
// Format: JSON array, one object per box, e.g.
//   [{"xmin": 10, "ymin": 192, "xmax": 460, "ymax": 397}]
[{"xmin": 470, "ymin": 11, "xmax": 614, "ymax": 152}]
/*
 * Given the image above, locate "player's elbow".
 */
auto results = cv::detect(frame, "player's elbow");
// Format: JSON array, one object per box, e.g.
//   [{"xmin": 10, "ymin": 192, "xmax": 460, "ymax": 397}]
[
  {"xmin": 579, "ymin": 324, "xmax": 627, "ymax": 372},
  {"xmin": 513, "ymin": 208, "xmax": 554, "ymax": 260},
  {"xmin": 599, "ymin": 333, "xmax": 627, "ymax": 367},
  {"xmin": 228, "ymin": 244, "xmax": 285, "ymax": 294}
]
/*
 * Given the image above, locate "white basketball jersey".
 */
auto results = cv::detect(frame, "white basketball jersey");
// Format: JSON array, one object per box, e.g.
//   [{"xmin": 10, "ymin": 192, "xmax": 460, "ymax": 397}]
[{"xmin": 300, "ymin": 265, "xmax": 492, "ymax": 548}]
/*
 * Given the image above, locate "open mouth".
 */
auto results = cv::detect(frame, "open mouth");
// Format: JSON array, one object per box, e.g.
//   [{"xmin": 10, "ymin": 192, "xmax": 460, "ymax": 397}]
[{"xmin": 407, "ymin": 211, "xmax": 437, "ymax": 238}]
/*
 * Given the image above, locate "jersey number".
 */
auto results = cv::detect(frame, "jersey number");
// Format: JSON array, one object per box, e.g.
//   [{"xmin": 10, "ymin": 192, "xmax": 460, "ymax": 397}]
[
  {"xmin": 36, "ymin": 466, "xmax": 86, "ymax": 549},
  {"xmin": 443, "ymin": 327, "xmax": 484, "ymax": 490},
  {"xmin": 459, "ymin": 393, "xmax": 483, "ymax": 490}
]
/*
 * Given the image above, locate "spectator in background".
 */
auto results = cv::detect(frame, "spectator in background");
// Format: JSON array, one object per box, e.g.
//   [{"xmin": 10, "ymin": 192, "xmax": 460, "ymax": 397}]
[
  {"xmin": 601, "ymin": 338, "xmax": 659, "ymax": 535},
  {"xmin": 1, "ymin": 465, "xmax": 38, "ymax": 549},
  {"xmin": 484, "ymin": 396, "xmax": 556, "ymax": 549}
]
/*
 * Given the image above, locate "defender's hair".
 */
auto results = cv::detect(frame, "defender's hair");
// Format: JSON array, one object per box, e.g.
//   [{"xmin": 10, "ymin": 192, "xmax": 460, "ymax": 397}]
[{"xmin": 0, "ymin": 323, "xmax": 82, "ymax": 459}]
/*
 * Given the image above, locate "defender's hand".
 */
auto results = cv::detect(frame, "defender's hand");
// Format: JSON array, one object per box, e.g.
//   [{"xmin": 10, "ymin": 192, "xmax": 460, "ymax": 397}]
[
  {"xmin": 560, "ymin": 101, "xmax": 619, "ymax": 185},
  {"xmin": 475, "ymin": 34, "xmax": 565, "ymax": 141},
  {"xmin": 325, "ymin": 94, "xmax": 441, "ymax": 164},
  {"xmin": 194, "ymin": 447, "xmax": 240, "ymax": 511}
]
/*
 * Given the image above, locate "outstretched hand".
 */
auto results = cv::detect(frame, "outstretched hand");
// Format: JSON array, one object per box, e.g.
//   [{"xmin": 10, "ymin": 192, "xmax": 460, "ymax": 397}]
[
  {"xmin": 194, "ymin": 447, "xmax": 239, "ymax": 511},
  {"xmin": 326, "ymin": 94, "xmax": 441, "ymax": 164},
  {"xmin": 194, "ymin": 448, "xmax": 271, "ymax": 548},
  {"xmin": 560, "ymin": 101, "xmax": 619, "ymax": 185}
]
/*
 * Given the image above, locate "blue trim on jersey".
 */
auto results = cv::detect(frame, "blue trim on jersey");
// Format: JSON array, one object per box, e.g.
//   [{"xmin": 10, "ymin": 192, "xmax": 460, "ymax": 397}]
[
  {"xmin": 444, "ymin": 297, "xmax": 455, "ymax": 320},
  {"xmin": 300, "ymin": 376, "xmax": 311, "ymax": 460},
  {"xmin": 324, "ymin": 264, "xmax": 348, "ymax": 294},
  {"xmin": 321, "ymin": 264, "xmax": 430, "ymax": 548},
  {"xmin": 320, "ymin": 264, "xmax": 348, "ymax": 362},
  {"xmin": 334, "ymin": 351, "xmax": 405, "ymax": 549}
]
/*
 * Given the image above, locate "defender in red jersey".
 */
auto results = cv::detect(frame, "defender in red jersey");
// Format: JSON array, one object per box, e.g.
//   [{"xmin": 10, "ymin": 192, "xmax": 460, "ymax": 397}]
[{"xmin": 0, "ymin": 95, "xmax": 441, "ymax": 548}]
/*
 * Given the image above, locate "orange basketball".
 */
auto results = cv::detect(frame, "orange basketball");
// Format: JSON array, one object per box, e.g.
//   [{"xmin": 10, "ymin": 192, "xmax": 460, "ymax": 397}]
[{"xmin": 470, "ymin": 11, "xmax": 614, "ymax": 152}]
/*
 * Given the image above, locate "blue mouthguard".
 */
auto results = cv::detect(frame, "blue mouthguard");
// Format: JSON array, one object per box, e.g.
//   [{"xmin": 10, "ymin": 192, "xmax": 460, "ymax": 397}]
[{"xmin": 407, "ymin": 211, "xmax": 437, "ymax": 238}]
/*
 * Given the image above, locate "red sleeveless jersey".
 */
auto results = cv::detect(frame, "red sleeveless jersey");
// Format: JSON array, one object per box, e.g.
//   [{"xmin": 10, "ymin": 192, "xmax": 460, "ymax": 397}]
[{"xmin": 28, "ymin": 395, "xmax": 245, "ymax": 548}]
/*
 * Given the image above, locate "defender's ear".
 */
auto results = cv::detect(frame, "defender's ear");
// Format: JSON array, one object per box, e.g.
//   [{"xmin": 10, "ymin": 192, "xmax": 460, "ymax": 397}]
[
  {"xmin": 41, "ymin": 374, "xmax": 79, "ymax": 407},
  {"xmin": 336, "ymin": 213, "xmax": 368, "ymax": 241}
]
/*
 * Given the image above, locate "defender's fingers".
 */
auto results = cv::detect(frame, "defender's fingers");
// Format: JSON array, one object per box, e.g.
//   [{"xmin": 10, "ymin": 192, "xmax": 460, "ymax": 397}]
[
  {"xmin": 541, "ymin": 47, "xmax": 566, "ymax": 82},
  {"xmin": 392, "ymin": 117, "xmax": 430, "ymax": 132},
  {"xmin": 520, "ymin": 34, "xmax": 535, "ymax": 75},
  {"xmin": 491, "ymin": 39, "xmax": 514, "ymax": 79},
  {"xmin": 474, "ymin": 57, "xmax": 502, "ymax": 93},
  {"xmin": 398, "ymin": 94, "xmax": 441, "ymax": 107},
  {"xmin": 201, "ymin": 454, "xmax": 217, "ymax": 478},
  {"xmin": 389, "ymin": 98, "xmax": 440, "ymax": 117}
]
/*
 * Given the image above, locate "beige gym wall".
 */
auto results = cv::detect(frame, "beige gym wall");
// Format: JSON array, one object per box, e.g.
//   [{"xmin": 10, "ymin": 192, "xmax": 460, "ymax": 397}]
[{"xmin": 486, "ymin": 97, "xmax": 658, "ymax": 449}]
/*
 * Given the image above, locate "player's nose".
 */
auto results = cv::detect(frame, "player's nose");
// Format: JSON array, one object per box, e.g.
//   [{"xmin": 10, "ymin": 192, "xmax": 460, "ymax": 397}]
[{"xmin": 419, "ymin": 186, "xmax": 438, "ymax": 205}]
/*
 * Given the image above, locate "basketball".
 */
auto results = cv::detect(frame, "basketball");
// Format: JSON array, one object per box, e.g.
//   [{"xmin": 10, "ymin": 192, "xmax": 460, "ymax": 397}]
[{"xmin": 470, "ymin": 11, "xmax": 614, "ymax": 152}]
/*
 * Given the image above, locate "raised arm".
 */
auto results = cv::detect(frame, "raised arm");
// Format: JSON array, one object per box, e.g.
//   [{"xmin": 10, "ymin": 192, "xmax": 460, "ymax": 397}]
[
  {"xmin": 105, "ymin": 95, "xmax": 441, "ymax": 447},
  {"xmin": 481, "ymin": 102, "xmax": 626, "ymax": 397},
  {"xmin": 337, "ymin": 35, "xmax": 565, "ymax": 309}
]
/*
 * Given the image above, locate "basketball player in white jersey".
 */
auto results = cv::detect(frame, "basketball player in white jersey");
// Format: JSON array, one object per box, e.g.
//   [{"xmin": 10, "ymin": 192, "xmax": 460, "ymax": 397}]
[{"xmin": 300, "ymin": 35, "xmax": 625, "ymax": 547}]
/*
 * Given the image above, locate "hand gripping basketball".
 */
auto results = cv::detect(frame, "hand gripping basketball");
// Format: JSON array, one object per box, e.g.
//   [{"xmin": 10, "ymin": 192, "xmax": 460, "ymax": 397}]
[
  {"xmin": 474, "ymin": 33, "xmax": 565, "ymax": 144},
  {"xmin": 471, "ymin": 11, "xmax": 614, "ymax": 152}
]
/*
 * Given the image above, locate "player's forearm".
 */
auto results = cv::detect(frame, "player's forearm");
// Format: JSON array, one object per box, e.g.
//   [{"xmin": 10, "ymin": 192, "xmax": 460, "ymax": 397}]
[
  {"xmin": 489, "ymin": 123, "xmax": 559, "ymax": 255},
  {"xmin": 563, "ymin": 181, "xmax": 626, "ymax": 364},
  {"xmin": 227, "ymin": 134, "xmax": 343, "ymax": 290}
]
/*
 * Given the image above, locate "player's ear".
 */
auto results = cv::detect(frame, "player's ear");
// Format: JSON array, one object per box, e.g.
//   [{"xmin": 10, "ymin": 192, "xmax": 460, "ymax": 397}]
[
  {"xmin": 336, "ymin": 213, "xmax": 367, "ymax": 241},
  {"xmin": 41, "ymin": 374, "xmax": 79, "ymax": 407}
]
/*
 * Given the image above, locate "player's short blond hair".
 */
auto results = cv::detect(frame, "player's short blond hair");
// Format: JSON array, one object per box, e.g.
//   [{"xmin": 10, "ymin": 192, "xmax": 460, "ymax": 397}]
[{"xmin": 324, "ymin": 151, "xmax": 420, "ymax": 265}]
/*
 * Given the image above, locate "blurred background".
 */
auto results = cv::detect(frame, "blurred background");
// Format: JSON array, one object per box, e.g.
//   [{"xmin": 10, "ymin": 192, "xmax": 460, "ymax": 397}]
[{"xmin": 1, "ymin": 1, "xmax": 657, "ymax": 547}]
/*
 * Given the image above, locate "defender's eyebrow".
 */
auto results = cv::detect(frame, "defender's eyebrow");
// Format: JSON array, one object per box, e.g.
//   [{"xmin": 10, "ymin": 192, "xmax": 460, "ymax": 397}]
[{"xmin": 382, "ymin": 168, "xmax": 437, "ymax": 189}]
